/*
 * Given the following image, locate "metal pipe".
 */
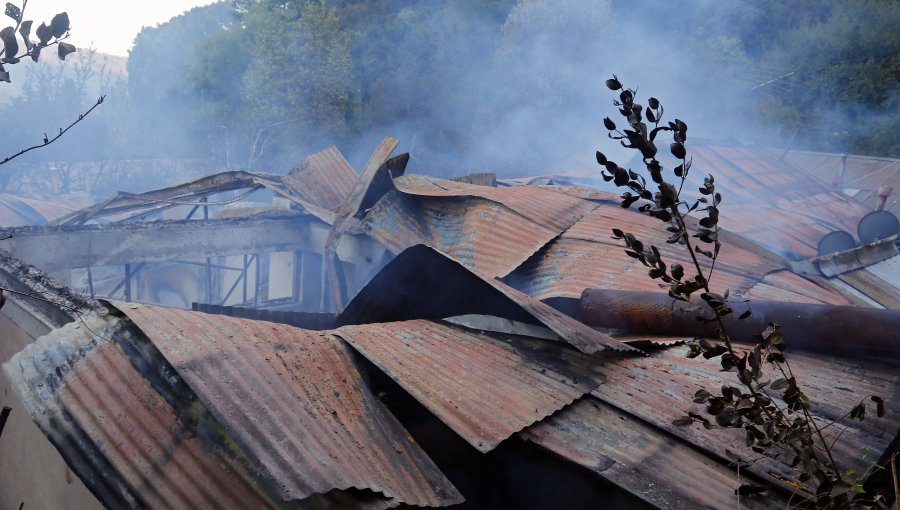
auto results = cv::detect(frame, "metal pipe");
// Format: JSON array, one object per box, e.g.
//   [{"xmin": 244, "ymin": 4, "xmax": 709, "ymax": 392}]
[{"xmin": 579, "ymin": 289, "xmax": 900, "ymax": 358}]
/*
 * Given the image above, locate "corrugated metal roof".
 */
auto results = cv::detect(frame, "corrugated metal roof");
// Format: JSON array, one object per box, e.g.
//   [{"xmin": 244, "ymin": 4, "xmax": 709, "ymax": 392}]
[
  {"xmin": 863, "ymin": 254, "xmax": 900, "ymax": 291},
  {"xmin": 744, "ymin": 270, "xmax": 852, "ymax": 305},
  {"xmin": 358, "ymin": 190, "xmax": 560, "ymax": 278},
  {"xmin": 338, "ymin": 244, "xmax": 637, "ymax": 354},
  {"xmin": 2, "ymin": 314, "xmax": 276, "ymax": 509},
  {"xmin": 557, "ymin": 340, "xmax": 900, "ymax": 493},
  {"xmin": 395, "ymin": 174, "xmax": 598, "ymax": 233},
  {"xmin": 626, "ymin": 143, "xmax": 874, "ymax": 260},
  {"xmin": 118, "ymin": 303, "xmax": 463, "ymax": 507},
  {"xmin": 562, "ymin": 206, "xmax": 783, "ymax": 277},
  {"xmin": 503, "ymin": 205, "xmax": 800, "ymax": 302},
  {"xmin": 521, "ymin": 397, "xmax": 786, "ymax": 509},
  {"xmin": 782, "ymin": 151, "xmax": 900, "ymax": 216},
  {"xmin": 49, "ymin": 170, "xmax": 338, "ymax": 226},
  {"xmin": 282, "ymin": 146, "xmax": 358, "ymax": 212},
  {"xmin": 335, "ymin": 320, "xmax": 599, "ymax": 452}
]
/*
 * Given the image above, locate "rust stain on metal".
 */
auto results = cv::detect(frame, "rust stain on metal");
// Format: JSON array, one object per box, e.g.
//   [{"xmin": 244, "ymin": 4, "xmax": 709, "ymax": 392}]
[
  {"xmin": 61, "ymin": 341, "xmax": 272, "ymax": 509},
  {"xmin": 334, "ymin": 320, "xmax": 599, "ymax": 452},
  {"xmin": 118, "ymin": 303, "xmax": 462, "ymax": 507},
  {"xmin": 282, "ymin": 146, "xmax": 357, "ymax": 211},
  {"xmin": 521, "ymin": 397, "xmax": 787, "ymax": 509}
]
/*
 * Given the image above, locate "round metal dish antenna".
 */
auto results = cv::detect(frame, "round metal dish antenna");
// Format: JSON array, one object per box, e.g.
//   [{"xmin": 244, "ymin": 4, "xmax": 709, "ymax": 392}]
[
  {"xmin": 857, "ymin": 210, "xmax": 900, "ymax": 244},
  {"xmin": 817, "ymin": 230, "xmax": 857, "ymax": 256}
]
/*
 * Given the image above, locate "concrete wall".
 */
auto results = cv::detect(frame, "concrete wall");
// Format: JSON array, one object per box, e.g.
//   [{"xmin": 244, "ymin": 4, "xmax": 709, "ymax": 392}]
[{"xmin": 0, "ymin": 311, "xmax": 103, "ymax": 510}]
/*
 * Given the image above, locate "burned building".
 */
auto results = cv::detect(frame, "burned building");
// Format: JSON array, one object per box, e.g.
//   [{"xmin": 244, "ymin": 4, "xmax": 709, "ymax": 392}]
[{"xmin": 0, "ymin": 138, "xmax": 898, "ymax": 509}]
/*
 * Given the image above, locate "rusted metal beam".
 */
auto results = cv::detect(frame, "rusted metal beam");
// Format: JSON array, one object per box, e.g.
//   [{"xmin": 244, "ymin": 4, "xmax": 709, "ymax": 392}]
[{"xmin": 579, "ymin": 289, "xmax": 900, "ymax": 358}]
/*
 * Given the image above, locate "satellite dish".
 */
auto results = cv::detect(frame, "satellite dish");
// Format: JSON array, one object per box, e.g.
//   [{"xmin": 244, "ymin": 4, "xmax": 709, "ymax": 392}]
[
  {"xmin": 857, "ymin": 210, "xmax": 900, "ymax": 244},
  {"xmin": 817, "ymin": 230, "xmax": 857, "ymax": 256}
]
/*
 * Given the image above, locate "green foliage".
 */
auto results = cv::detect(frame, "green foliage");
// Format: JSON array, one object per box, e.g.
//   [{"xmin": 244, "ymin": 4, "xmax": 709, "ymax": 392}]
[
  {"xmin": 598, "ymin": 76, "xmax": 889, "ymax": 509},
  {"xmin": 181, "ymin": 0, "xmax": 517, "ymax": 170},
  {"xmin": 124, "ymin": 1, "xmax": 235, "ymax": 160},
  {"xmin": 631, "ymin": 0, "xmax": 900, "ymax": 156}
]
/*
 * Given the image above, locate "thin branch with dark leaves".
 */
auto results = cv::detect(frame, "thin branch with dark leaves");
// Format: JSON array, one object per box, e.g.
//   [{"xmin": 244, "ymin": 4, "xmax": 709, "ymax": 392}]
[
  {"xmin": 596, "ymin": 75, "xmax": 887, "ymax": 510},
  {"xmin": 0, "ymin": 95, "xmax": 105, "ymax": 166}
]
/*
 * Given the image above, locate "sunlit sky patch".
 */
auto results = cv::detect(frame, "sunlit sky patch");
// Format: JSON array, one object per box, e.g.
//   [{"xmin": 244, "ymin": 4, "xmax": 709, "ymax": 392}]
[{"xmin": 18, "ymin": 0, "xmax": 219, "ymax": 56}]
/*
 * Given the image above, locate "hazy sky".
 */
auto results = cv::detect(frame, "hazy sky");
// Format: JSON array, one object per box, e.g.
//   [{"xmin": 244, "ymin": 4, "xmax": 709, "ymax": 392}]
[{"xmin": 19, "ymin": 0, "xmax": 220, "ymax": 56}]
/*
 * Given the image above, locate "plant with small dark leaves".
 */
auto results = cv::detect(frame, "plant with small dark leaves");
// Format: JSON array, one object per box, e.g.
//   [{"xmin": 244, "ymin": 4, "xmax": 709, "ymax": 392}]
[{"xmin": 596, "ymin": 75, "xmax": 888, "ymax": 509}]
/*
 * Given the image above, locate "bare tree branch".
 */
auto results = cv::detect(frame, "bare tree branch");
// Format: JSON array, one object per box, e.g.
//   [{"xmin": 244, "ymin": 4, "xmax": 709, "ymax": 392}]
[{"xmin": 0, "ymin": 95, "xmax": 105, "ymax": 166}]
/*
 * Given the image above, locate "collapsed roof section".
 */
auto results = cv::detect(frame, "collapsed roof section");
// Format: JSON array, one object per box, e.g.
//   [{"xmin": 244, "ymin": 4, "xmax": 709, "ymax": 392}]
[
  {"xmin": 5, "ymin": 306, "xmax": 463, "ymax": 509},
  {"xmin": 2, "ymin": 138, "xmax": 899, "ymax": 509},
  {"xmin": 5, "ymin": 295, "xmax": 897, "ymax": 509},
  {"xmin": 19, "ymin": 139, "xmax": 896, "ymax": 311}
]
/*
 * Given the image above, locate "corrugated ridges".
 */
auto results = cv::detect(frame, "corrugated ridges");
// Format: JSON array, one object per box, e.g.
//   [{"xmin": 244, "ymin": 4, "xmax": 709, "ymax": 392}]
[
  {"xmin": 334, "ymin": 320, "xmax": 599, "ymax": 452},
  {"xmin": 640, "ymin": 143, "xmax": 872, "ymax": 260},
  {"xmin": 564, "ymin": 206, "xmax": 783, "ymax": 277},
  {"xmin": 360, "ymin": 190, "xmax": 560, "ymax": 278},
  {"xmin": 744, "ymin": 270, "xmax": 852, "ymax": 305},
  {"xmin": 119, "ymin": 304, "xmax": 462, "ymax": 507},
  {"xmin": 2, "ymin": 314, "xmax": 273, "ymax": 510},
  {"xmin": 504, "ymin": 237, "xmax": 759, "ymax": 301},
  {"xmin": 558, "ymin": 342, "xmax": 900, "ymax": 492},
  {"xmin": 521, "ymin": 397, "xmax": 786, "ymax": 509},
  {"xmin": 283, "ymin": 146, "xmax": 358, "ymax": 212},
  {"xmin": 394, "ymin": 174, "xmax": 598, "ymax": 233}
]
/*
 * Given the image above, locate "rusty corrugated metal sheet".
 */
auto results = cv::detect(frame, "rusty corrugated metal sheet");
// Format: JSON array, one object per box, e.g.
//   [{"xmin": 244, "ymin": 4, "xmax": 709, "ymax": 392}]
[
  {"xmin": 338, "ymin": 244, "xmax": 638, "ymax": 354},
  {"xmin": 503, "ymin": 205, "xmax": 783, "ymax": 301},
  {"xmin": 358, "ymin": 190, "xmax": 560, "ymax": 278},
  {"xmin": 50, "ymin": 170, "xmax": 338, "ymax": 226},
  {"xmin": 563, "ymin": 206, "xmax": 782, "ymax": 277},
  {"xmin": 2, "ymin": 314, "xmax": 277, "ymax": 509},
  {"xmin": 744, "ymin": 270, "xmax": 852, "ymax": 305},
  {"xmin": 550, "ymin": 341, "xmax": 900, "ymax": 494},
  {"xmin": 627, "ymin": 143, "xmax": 873, "ymax": 260},
  {"xmin": 394, "ymin": 174, "xmax": 598, "ymax": 233},
  {"xmin": 334, "ymin": 320, "xmax": 600, "ymax": 452},
  {"xmin": 282, "ymin": 146, "xmax": 357, "ymax": 211},
  {"xmin": 118, "ymin": 303, "xmax": 463, "ymax": 507},
  {"xmin": 521, "ymin": 397, "xmax": 786, "ymax": 509},
  {"xmin": 783, "ymin": 151, "xmax": 900, "ymax": 215}
]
